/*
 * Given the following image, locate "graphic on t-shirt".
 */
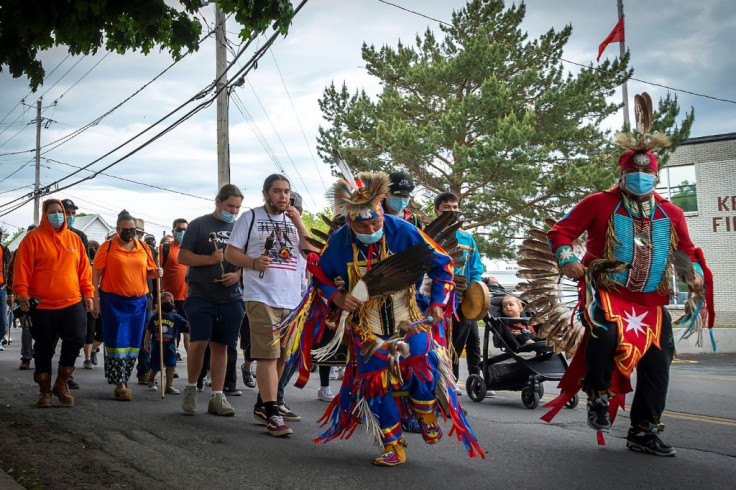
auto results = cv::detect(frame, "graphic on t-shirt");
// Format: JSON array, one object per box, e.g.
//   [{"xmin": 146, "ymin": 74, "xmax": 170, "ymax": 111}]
[
  {"xmin": 211, "ymin": 230, "xmax": 231, "ymax": 246},
  {"xmin": 256, "ymin": 219, "xmax": 298, "ymax": 272}
]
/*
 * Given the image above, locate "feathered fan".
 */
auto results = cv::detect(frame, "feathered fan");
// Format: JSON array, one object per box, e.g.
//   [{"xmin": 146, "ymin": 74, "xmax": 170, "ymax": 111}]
[
  {"xmin": 423, "ymin": 212, "xmax": 468, "ymax": 298},
  {"xmin": 515, "ymin": 218, "xmax": 585, "ymax": 358}
]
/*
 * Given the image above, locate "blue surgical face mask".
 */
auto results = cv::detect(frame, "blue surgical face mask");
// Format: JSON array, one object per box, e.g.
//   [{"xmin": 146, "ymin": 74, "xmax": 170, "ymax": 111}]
[
  {"xmin": 622, "ymin": 172, "xmax": 657, "ymax": 196},
  {"xmin": 355, "ymin": 227, "xmax": 384, "ymax": 244},
  {"xmin": 219, "ymin": 210, "xmax": 237, "ymax": 223},
  {"xmin": 387, "ymin": 195, "xmax": 410, "ymax": 212},
  {"xmin": 66, "ymin": 215, "xmax": 75, "ymax": 228},
  {"xmin": 48, "ymin": 212, "xmax": 65, "ymax": 229},
  {"xmin": 175, "ymin": 230, "xmax": 185, "ymax": 243}
]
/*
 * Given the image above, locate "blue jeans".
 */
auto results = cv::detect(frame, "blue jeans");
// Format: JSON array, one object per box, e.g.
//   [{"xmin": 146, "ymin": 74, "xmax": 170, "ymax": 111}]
[{"xmin": 0, "ymin": 288, "xmax": 8, "ymax": 341}]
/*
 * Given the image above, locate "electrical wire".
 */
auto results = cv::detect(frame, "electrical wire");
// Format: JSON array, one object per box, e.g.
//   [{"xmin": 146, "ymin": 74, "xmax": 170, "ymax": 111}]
[
  {"xmin": 0, "ymin": 17, "xmax": 226, "ymax": 159},
  {"xmin": 375, "ymin": 0, "xmax": 736, "ymax": 105},
  {"xmin": 44, "ymin": 157, "xmax": 211, "ymax": 201},
  {"xmin": 0, "ymin": 0, "xmax": 310, "ymax": 217},
  {"xmin": 0, "ymin": 159, "xmax": 33, "ymax": 184},
  {"xmin": 269, "ymin": 50, "xmax": 328, "ymax": 190},
  {"xmin": 0, "ymin": 54, "xmax": 71, "ymax": 127}
]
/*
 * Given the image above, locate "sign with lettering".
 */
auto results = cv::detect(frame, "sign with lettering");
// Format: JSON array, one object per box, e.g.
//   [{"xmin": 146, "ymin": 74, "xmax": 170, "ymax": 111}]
[{"xmin": 713, "ymin": 195, "xmax": 736, "ymax": 232}]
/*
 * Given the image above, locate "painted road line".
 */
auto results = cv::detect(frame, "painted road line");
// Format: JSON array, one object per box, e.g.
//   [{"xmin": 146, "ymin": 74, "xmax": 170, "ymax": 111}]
[{"xmin": 663, "ymin": 410, "xmax": 736, "ymax": 427}]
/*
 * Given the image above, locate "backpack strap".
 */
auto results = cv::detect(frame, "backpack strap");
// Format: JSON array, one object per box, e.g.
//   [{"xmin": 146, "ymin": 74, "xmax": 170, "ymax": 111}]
[
  {"xmin": 243, "ymin": 208, "xmax": 257, "ymax": 253},
  {"xmin": 161, "ymin": 241, "xmax": 171, "ymax": 267}
]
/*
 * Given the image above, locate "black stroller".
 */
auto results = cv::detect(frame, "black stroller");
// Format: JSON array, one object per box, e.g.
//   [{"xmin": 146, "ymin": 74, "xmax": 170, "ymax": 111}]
[{"xmin": 465, "ymin": 294, "xmax": 579, "ymax": 409}]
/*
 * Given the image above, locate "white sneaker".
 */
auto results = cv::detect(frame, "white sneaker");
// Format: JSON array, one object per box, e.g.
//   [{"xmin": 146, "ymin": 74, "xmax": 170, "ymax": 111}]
[
  {"xmin": 182, "ymin": 385, "xmax": 198, "ymax": 414},
  {"xmin": 336, "ymin": 367, "xmax": 345, "ymax": 380},
  {"xmin": 317, "ymin": 386, "xmax": 335, "ymax": 402},
  {"xmin": 204, "ymin": 373, "xmax": 212, "ymax": 387},
  {"xmin": 455, "ymin": 386, "xmax": 462, "ymax": 396}
]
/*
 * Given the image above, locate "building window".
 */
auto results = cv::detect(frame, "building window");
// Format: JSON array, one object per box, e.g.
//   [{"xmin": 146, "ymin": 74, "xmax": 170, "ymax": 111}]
[{"xmin": 657, "ymin": 165, "xmax": 697, "ymax": 212}]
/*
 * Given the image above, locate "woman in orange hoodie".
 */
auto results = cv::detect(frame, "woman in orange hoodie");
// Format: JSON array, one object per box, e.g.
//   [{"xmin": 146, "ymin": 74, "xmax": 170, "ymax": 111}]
[
  {"xmin": 92, "ymin": 210, "xmax": 160, "ymax": 401},
  {"xmin": 13, "ymin": 199, "xmax": 95, "ymax": 408}
]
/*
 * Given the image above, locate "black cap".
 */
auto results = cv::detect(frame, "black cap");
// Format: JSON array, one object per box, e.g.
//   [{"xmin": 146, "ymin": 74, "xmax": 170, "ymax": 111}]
[
  {"xmin": 61, "ymin": 198, "xmax": 78, "ymax": 211},
  {"xmin": 388, "ymin": 171, "xmax": 415, "ymax": 197}
]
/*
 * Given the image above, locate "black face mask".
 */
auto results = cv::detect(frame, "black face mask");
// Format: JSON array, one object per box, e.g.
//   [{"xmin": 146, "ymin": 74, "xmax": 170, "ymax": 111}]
[
  {"xmin": 447, "ymin": 210, "xmax": 461, "ymax": 222},
  {"xmin": 161, "ymin": 302, "xmax": 175, "ymax": 314},
  {"xmin": 119, "ymin": 230, "xmax": 134, "ymax": 243},
  {"xmin": 89, "ymin": 248, "xmax": 98, "ymax": 256}
]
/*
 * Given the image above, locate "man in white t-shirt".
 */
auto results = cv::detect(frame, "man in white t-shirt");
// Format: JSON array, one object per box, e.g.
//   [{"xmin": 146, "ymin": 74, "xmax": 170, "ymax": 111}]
[{"xmin": 225, "ymin": 174, "xmax": 310, "ymax": 437}]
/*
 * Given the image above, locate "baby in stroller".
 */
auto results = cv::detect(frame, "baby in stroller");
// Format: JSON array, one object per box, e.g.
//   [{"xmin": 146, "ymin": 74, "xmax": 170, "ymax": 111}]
[{"xmin": 500, "ymin": 295, "xmax": 542, "ymax": 346}]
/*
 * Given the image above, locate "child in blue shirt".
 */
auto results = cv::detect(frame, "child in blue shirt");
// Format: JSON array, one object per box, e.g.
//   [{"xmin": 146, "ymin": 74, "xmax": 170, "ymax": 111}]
[{"xmin": 144, "ymin": 292, "xmax": 189, "ymax": 394}]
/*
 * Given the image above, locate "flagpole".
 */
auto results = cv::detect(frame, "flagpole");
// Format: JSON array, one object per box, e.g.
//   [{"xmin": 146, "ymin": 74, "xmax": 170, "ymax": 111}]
[{"xmin": 618, "ymin": 0, "xmax": 630, "ymax": 128}]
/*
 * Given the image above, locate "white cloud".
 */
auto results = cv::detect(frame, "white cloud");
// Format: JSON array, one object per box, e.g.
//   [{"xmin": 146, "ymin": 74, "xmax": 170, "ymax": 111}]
[{"xmin": 2, "ymin": 0, "xmax": 735, "ymax": 234}]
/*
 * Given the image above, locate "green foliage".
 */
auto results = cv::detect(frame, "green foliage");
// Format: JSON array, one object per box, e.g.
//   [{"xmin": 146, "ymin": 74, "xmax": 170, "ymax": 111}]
[
  {"xmin": 301, "ymin": 208, "xmax": 332, "ymax": 236},
  {"xmin": 670, "ymin": 179, "xmax": 697, "ymax": 212},
  {"xmin": 1, "ymin": 228, "xmax": 23, "ymax": 247},
  {"xmin": 0, "ymin": 0, "xmax": 295, "ymax": 90},
  {"xmin": 317, "ymin": 0, "xmax": 692, "ymax": 259}
]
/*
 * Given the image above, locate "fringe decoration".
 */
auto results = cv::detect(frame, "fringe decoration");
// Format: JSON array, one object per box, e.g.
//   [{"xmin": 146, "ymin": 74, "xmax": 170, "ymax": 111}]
[{"xmin": 432, "ymin": 339, "xmax": 485, "ymax": 459}]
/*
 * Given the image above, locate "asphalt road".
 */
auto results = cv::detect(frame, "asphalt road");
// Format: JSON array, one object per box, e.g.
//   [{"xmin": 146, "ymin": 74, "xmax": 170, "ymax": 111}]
[{"xmin": 0, "ymin": 337, "xmax": 734, "ymax": 489}]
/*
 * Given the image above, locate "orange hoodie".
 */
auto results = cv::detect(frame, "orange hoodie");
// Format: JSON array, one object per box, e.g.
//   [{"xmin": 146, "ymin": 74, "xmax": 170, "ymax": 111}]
[{"xmin": 12, "ymin": 199, "xmax": 95, "ymax": 309}]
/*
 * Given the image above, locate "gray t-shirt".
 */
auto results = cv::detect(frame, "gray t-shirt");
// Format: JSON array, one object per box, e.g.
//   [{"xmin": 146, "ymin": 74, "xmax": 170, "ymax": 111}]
[{"xmin": 179, "ymin": 213, "xmax": 242, "ymax": 304}]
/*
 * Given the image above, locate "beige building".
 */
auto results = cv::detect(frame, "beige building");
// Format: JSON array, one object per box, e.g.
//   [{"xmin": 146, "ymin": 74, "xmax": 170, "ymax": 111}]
[{"xmin": 660, "ymin": 132, "xmax": 736, "ymax": 326}]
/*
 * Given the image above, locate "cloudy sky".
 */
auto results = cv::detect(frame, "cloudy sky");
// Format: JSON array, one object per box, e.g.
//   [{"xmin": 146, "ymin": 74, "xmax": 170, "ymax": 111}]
[{"xmin": 1, "ymin": 0, "xmax": 734, "ymax": 240}]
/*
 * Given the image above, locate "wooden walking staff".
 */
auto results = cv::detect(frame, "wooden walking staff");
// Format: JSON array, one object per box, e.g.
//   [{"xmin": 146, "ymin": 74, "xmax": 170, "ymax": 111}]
[{"xmin": 154, "ymin": 254, "xmax": 165, "ymax": 398}]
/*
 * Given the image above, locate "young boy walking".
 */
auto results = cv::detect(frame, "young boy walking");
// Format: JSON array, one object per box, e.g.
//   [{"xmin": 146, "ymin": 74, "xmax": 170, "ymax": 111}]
[{"xmin": 144, "ymin": 292, "xmax": 189, "ymax": 395}]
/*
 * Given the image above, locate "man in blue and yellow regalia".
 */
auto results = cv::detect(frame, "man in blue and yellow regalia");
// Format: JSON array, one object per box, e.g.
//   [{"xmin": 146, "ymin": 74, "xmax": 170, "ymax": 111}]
[{"xmin": 279, "ymin": 171, "xmax": 482, "ymax": 466}]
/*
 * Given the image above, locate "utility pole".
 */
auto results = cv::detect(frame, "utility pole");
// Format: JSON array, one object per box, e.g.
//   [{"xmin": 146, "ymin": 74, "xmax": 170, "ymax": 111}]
[
  {"xmin": 215, "ymin": 4, "xmax": 230, "ymax": 188},
  {"xmin": 618, "ymin": 0, "xmax": 630, "ymax": 129},
  {"xmin": 33, "ymin": 97, "xmax": 42, "ymax": 224}
]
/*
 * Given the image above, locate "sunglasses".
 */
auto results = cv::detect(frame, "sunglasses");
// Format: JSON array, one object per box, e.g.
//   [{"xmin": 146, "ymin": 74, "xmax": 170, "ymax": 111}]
[
  {"xmin": 120, "ymin": 227, "xmax": 137, "ymax": 234},
  {"xmin": 174, "ymin": 227, "xmax": 187, "ymax": 232}
]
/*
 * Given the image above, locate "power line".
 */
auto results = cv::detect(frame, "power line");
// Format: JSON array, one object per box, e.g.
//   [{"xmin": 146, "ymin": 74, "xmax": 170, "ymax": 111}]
[
  {"xmin": 61, "ymin": 191, "xmax": 170, "ymax": 230},
  {"xmin": 50, "ymin": 52, "xmax": 112, "ymax": 105},
  {"xmin": 223, "ymin": 37, "xmax": 320, "ymax": 208},
  {"xmin": 0, "ymin": 159, "xmax": 33, "ymax": 184},
  {"xmin": 241, "ymin": 78, "xmax": 318, "ymax": 208},
  {"xmin": 44, "ymin": 157, "xmax": 212, "ymax": 201},
  {"xmin": 230, "ymin": 91, "xmax": 289, "ymax": 177},
  {"xmin": 0, "ymin": 17, "xmax": 227, "ymax": 160},
  {"xmin": 375, "ymin": 0, "xmax": 736, "ymax": 105},
  {"xmin": 269, "ymin": 50, "xmax": 328, "ymax": 190},
  {"xmin": 0, "ymin": 54, "xmax": 71, "ymax": 127},
  {"xmin": 0, "ymin": 0, "xmax": 310, "ymax": 217}
]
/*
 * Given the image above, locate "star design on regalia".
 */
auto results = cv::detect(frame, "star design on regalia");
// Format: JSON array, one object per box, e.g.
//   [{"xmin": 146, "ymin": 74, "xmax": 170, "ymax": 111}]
[
  {"xmin": 559, "ymin": 248, "xmax": 574, "ymax": 261},
  {"xmin": 624, "ymin": 309, "xmax": 649, "ymax": 338}
]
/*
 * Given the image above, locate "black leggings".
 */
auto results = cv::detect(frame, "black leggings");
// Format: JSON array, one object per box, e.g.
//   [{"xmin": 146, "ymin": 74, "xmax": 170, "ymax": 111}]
[
  {"xmin": 584, "ymin": 305, "xmax": 674, "ymax": 426},
  {"xmin": 30, "ymin": 302, "xmax": 87, "ymax": 373}
]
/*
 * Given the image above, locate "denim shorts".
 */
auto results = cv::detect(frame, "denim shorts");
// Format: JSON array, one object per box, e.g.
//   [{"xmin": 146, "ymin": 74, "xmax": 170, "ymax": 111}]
[{"xmin": 184, "ymin": 297, "xmax": 245, "ymax": 348}]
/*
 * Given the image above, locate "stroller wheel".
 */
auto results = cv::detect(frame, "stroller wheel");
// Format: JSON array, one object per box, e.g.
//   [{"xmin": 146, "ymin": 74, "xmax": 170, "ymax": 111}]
[
  {"xmin": 521, "ymin": 386, "xmax": 539, "ymax": 409},
  {"xmin": 466, "ymin": 374, "xmax": 487, "ymax": 402},
  {"xmin": 536, "ymin": 382, "xmax": 544, "ymax": 398},
  {"xmin": 565, "ymin": 394, "xmax": 579, "ymax": 409}
]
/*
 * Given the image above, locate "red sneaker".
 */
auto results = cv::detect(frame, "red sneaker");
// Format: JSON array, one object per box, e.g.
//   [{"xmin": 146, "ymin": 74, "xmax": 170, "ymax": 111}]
[{"xmin": 266, "ymin": 415, "xmax": 293, "ymax": 437}]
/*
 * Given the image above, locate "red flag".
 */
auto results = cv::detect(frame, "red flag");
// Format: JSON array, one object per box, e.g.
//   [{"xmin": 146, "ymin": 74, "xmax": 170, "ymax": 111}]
[{"xmin": 597, "ymin": 16, "xmax": 625, "ymax": 61}]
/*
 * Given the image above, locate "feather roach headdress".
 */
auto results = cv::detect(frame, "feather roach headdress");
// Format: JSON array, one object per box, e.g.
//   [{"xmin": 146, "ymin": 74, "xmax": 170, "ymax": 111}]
[
  {"xmin": 331, "ymin": 149, "xmax": 388, "ymax": 221},
  {"xmin": 613, "ymin": 92, "xmax": 671, "ymax": 174}
]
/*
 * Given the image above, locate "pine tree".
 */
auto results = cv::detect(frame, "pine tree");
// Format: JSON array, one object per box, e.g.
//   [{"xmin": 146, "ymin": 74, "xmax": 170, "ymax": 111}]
[{"xmin": 317, "ymin": 0, "xmax": 693, "ymax": 258}]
